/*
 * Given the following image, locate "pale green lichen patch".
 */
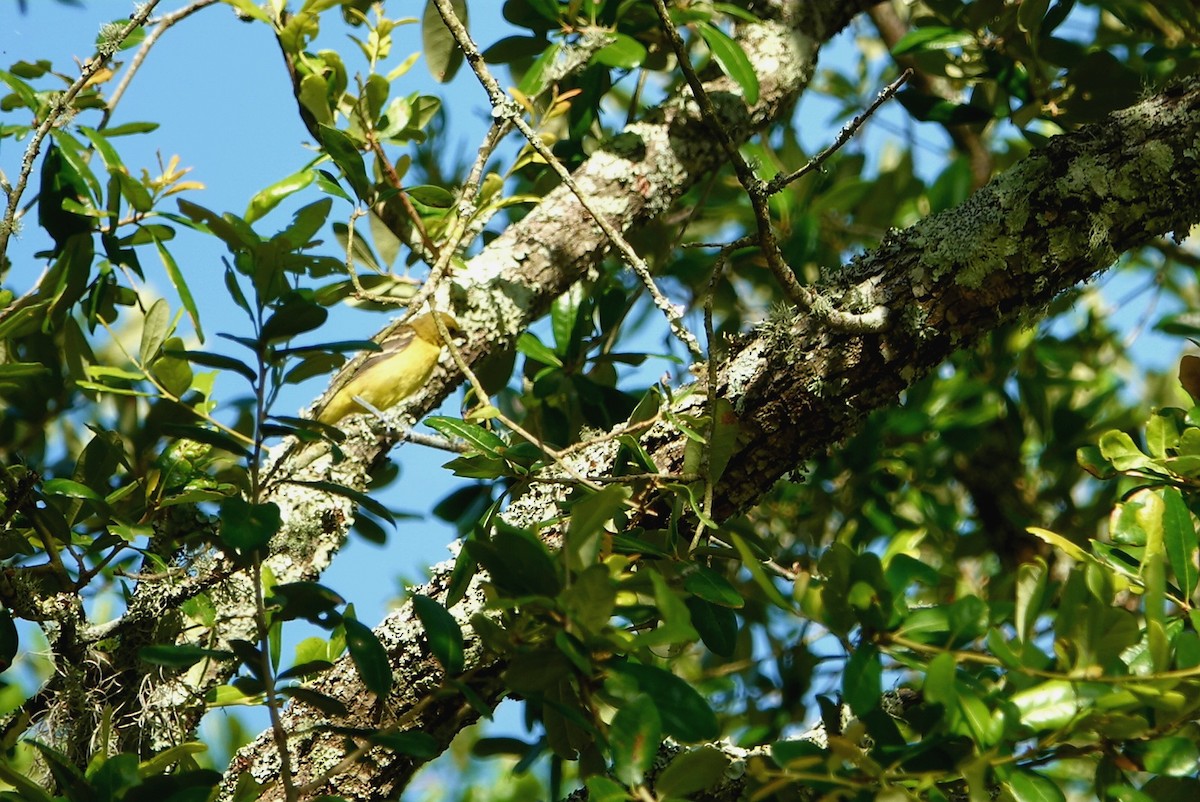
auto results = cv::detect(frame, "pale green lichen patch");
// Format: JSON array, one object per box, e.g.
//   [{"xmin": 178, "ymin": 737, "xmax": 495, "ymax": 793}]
[
  {"xmin": 914, "ymin": 185, "xmax": 1023, "ymax": 290},
  {"xmin": 1141, "ymin": 140, "xmax": 1175, "ymax": 177},
  {"xmin": 1064, "ymin": 154, "xmax": 1113, "ymax": 198}
]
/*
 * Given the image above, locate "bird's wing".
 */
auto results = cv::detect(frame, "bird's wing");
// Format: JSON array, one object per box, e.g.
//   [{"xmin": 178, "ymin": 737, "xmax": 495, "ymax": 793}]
[{"xmin": 355, "ymin": 326, "xmax": 417, "ymax": 375}]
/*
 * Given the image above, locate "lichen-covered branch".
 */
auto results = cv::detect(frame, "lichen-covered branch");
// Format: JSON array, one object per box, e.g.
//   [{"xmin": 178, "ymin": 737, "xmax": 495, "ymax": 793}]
[
  {"xmin": 60, "ymin": 0, "xmax": 879, "ymax": 776},
  {"xmin": 219, "ymin": 73, "xmax": 1200, "ymax": 802}
]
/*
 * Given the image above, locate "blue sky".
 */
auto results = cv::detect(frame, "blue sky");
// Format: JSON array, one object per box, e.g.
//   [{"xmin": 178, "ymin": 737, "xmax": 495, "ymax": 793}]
[
  {"xmin": 0, "ymin": 0, "xmax": 935, "ymax": 633},
  {"xmin": 1, "ymin": 0, "xmax": 493, "ymax": 621},
  {"xmin": 2, "ymin": 0, "xmax": 1184, "ymax": 786}
]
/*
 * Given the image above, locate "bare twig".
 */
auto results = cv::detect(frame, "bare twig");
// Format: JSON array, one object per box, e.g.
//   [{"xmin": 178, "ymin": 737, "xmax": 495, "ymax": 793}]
[
  {"xmin": 765, "ymin": 69, "xmax": 912, "ymax": 193},
  {"xmin": 868, "ymin": 3, "xmax": 992, "ymax": 189},
  {"xmin": 100, "ymin": 0, "xmax": 222, "ymax": 129},
  {"xmin": 391, "ymin": 119, "xmax": 512, "ymax": 323},
  {"xmin": 426, "ymin": 311, "xmax": 606, "ymax": 492},
  {"xmin": 252, "ymin": 557, "xmax": 298, "ymax": 802},
  {"xmin": 0, "ymin": 1, "xmax": 163, "ymax": 263},
  {"xmin": 428, "ymin": 0, "xmax": 705, "ymax": 359},
  {"xmin": 694, "ymin": 241, "xmax": 741, "ymax": 548},
  {"xmin": 401, "ymin": 429, "xmax": 469, "ymax": 453},
  {"xmin": 651, "ymin": 0, "xmax": 893, "ymax": 334}
]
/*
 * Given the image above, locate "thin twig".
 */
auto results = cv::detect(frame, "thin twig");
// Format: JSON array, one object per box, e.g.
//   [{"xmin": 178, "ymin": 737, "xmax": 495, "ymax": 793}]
[
  {"xmin": 427, "ymin": 311, "xmax": 605, "ymax": 491},
  {"xmin": 352, "ymin": 77, "xmax": 441, "ymax": 263},
  {"xmin": 428, "ymin": 0, "xmax": 704, "ymax": 360},
  {"xmin": 391, "ymin": 119, "xmax": 512, "ymax": 324},
  {"xmin": 650, "ymin": 0, "xmax": 892, "ymax": 334},
  {"xmin": 765, "ymin": 69, "xmax": 912, "ymax": 194},
  {"xmin": 525, "ymin": 472, "xmax": 701, "ymax": 486},
  {"xmin": 693, "ymin": 241, "xmax": 740, "ymax": 548},
  {"xmin": 0, "ymin": 1, "xmax": 163, "ymax": 263},
  {"xmin": 100, "ymin": 0, "xmax": 222, "ymax": 129},
  {"xmin": 253, "ymin": 557, "xmax": 299, "ymax": 802},
  {"xmin": 401, "ymin": 429, "xmax": 469, "ymax": 453}
]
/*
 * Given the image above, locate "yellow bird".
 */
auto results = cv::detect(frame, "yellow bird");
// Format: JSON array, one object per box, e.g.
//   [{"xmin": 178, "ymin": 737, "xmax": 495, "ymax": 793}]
[{"xmin": 316, "ymin": 311, "xmax": 460, "ymax": 425}]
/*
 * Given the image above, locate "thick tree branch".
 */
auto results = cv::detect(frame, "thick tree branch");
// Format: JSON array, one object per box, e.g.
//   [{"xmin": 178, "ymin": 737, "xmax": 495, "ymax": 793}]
[
  {"xmin": 214, "ymin": 2, "xmax": 885, "ymax": 798},
  {"xmin": 221, "ymin": 74, "xmax": 1200, "ymax": 802}
]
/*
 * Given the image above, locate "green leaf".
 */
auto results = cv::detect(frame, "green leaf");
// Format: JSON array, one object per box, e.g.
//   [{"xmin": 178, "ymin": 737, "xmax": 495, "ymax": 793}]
[
  {"xmin": 696, "ymin": 21, "xmax": 759, "ymax": 105},
  {"xmin": 423, "ymin": 0, "xmax": 467, "ymax": 82},
  {"xmin": 685, "ymin": 596, "xmax": 737, "ymax": 657},
  {"xmin": 139, "ymin": 298, "xmax": 171, "ymax": 365},
  {"xmin": 1140, "ymin": 736, "xmax": 1200, "ymax": 776},
  {"xmin": 343, "ymin": 617, "xmax": 393, "ymax": 696},
  {"xmin": 167, "ymin": 349, "xmax": 256, "ymax": 382},
  {"xmin": 655, "ymin": 745, "xmax": 730, "ymax": 799},
  {"xmin": 288, "ymin": 480, "xmax": 396, "ymax": 526},
  {"xmin": 771, "ymin": 739, "xmax": 825, "ymax": 768},
  {"xmin": 277, "ymin": 197, "xmax": 333, "ymax": 250},
  {"xmin": 608, "ymin": 694, "xmax": 661, "ymax": 786},
  {"xmin": 1162, "ymin": 487, "xmax": 1198, "ymax": 599},
  {"xmin": 637, "ymin": 569, "xmax": 700, "ymax": 650},
  {"xmin": 0, "ymin": 68, "xmax": 39, "ymax": 112},
  {"xmin": 267, "ymin": 581, "xmax": 345, "ymax": 625},
  {"xmin": 482, "ymin": 35, "xmax": 549, "ymax": 64},
  {"xmin": 1146, "ymin": 410, "xmax": 1182, "ymax": 459},
  {"xmin": 843, "ymin": 644, "xmax": 882, "ymax": 716},
  {"xmin": 177, "ymin": 199, "xmax": 261, "ymax": 252},
  {"xmin": 891, "ymin": 26, "xmax": 976, "ymax": 55},
  {"xmin": 151, "ymin": 348, "xmax": 194, "ymax": 398},
  {"xmin": 222, "ymin": 0, "xmax": 272, "ymax": 23},
  {"xmin": 0, "ymin": 362, "xmax": 51, "ymax": 383},
  {"xmin": 517, "ymin": 41, "xmax": 561, "ymax": 96},
  {"xmin": 0, "ymin": 754, "xmax": 58, "ymax": 802},
  {"xmin": 219, "ymin": 498, "xmax": 281, "ymax": 554},
  {"xmin": 276, "ymin": 660, "xmax": 334, "ymax": 681},
  {"xmin": 102, "ymin": 121, "xmax": 160, "ymax": 136},
  {"xmin": 1015, "ymin": 557, "xmax": 1048, "ymax": 642},
  {"xmin": 411, "ymin": 594, "xmax": 465, "ymax": 675},
  {"xmin": 405, "ymin": 184, "xmax": 456, "ymax": 209},
  {"xmin": 683, "ymin": 566, "xmax": 744, "ymax": 608},
  {"xmin": 279, "ymin": 686, "xmax": 350, "ymax": 717},
  {"xmin": 426, "ymin": 417, "xmax": 508, "ymax": 454},
  {"xmin": 0, "ymin": 609, "xmax": 18, "ymax": 670},
  {"xmin": 1018, "ymin": 0, "xmax": 1052, "ymax": 34},
  {"xmin": 565, "ymin": 485, "xmax": 630, "ymax": 572},
  {"xmin": 153, "ymin": 238, "xmax": 204, "ymax": 342},
  {"xmin": 139, "ymin": 644, "xmax": 233, "ymax": 668},
  {"xmin": 115, "ymin": 170, "xmax": 154, "ymax": 213},
  {"xmin": 466, "ymin": 523, "xmax": 561, "ymax": 597},
  {"xmin": 42, "ymin": 478, "xmax": 103, "ymax": 502},
  {"xmin": 729, "ymin": 532, "xmax": 794, "ymax": 612},
  {"xmin": 516, "ymin": 331, "xmax": 564, "ymax": 367},
  {"xmin": 707, "ymin": 397, "xmax": 739, "ymax": 483},
  {"xmin": 161, "ymin": 423, "xmax": 250, "ymax": 459},
  {"xmin": 245, "ymin": 168, "xmax": 316, "ymax": 223},
  {"xmin": 896, "ymin": 90, "xmax": 994, "ymax": 125},
  {"xmin": 97, "ymin": 17, "xmax": 146, "ymax": 51},
  {"xmin": 261, "ymin": 297, "xmax": 328, "ymax": 342},
  {"xmin": 368, "ymin": 730, "xmax": 440, "ymax": 758},
  {"xmin": 318, "ymin": 125, "xmax": 372, "ymax": 201},
  {"xmin": 1005, "ymin": 769, "xmax": 1067, "ymax": 802},
  {"xmin": 1097, "ymin": 430, "xmax": 1152, "ymax": 472},
  {"xmin": 593, "ymin": 33, "xmax": 646, "ymax": 69},
  {"xmin": 584, "ymin": 776, "xmax": 629, "ymax": 802},
  {"xmin": 77, "ymin": 126, "xmax": 124, "ymax": 173},
  {"xmin": 612, "ymin": 661, "xmax": 718, "ymax": 742}
]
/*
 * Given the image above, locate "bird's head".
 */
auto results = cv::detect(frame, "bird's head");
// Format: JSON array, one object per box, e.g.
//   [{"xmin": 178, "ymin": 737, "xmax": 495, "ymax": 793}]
[{"xmin": 410, "ymin": 311, "xmax": 462, "ymax": 344}]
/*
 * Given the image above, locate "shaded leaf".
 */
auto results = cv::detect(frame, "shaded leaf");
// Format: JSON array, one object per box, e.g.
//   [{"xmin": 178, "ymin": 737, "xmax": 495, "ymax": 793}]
[
  {"xmin": 423, "ymin": 0, "xmax": 467, "ymax": 82},
  {"xmin": 411, "ymin": 594, "xmax": 465, "ymax": 675},
  {"xmin": 344, "ymin": 617, "xmax": 393, "ymax": 696}
]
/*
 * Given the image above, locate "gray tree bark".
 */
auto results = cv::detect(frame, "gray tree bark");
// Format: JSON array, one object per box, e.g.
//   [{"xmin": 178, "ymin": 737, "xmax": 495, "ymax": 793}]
[{"xmin": 221, "ymin": 25, "xmax": 1200, "ymax": 802}]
